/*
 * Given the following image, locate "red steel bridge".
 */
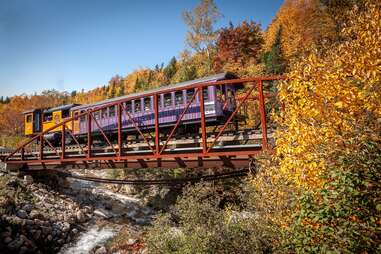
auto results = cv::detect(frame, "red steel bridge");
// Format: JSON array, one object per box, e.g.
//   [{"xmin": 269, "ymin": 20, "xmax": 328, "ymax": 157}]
[{"xmin": 0, "ymin": 76, "xmax": 283, "ymax": 172}]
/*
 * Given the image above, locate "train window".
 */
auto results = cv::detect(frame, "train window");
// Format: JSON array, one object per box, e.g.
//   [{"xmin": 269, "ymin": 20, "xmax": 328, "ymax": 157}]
[
  {"xmin": 125, "ymin": 102, "xmax": 132, "ymax": 114},
  {"xmin": 144, "ymin": 97, "xmax": 151, "ymax": 111},
  {"xmin": 62, "ymin": 109, "xmax": 70, "ymax": 118},
  {"xmin": 158, "ymin": 95, "xmax": 163, "ymax": 109},
  {"xmin": 101, "ymin": 108, "xmax": 108, "ymax": 118},
  {"xmin": 203, "ymin": 88, "xmax": 209, "ymax": 101},
  {"xmin": 186, "ymin": 89, "xmax": 195, "ymax": 102},
  {"xmin": 79, "ymin": 111, "xmax": 86, "ymax": 122},
  {"xmin": 164, "ymin": 93, "xmax": 172, "ymax": 107},
  {"xmin": 227, "ymin": 89, "xmax": 233, "ymax": 99},
  {"xmin": 109, "ymin": 106, "xmax": 116, "ymax": 117},
  {"xmin": 26, "ymin": 114, "xmax": 32, "ymax": 123},
  {"xmin": 216, "ymin": 86, "xmax": 224, "ymax": 101},
  {"xmin": 175, "ymin": 91, "xmax": 183, "ymax": 106},
  {"xmin": 93, "ymin": 111, "xmax": 100, "ymax": 120},
  {"xmin": 134, "ymin": 100, "xmax": 141, "ymax": 113},
  {"xmin": 43, "ymin": 113, "xmax": 52, "ymax": 122}
]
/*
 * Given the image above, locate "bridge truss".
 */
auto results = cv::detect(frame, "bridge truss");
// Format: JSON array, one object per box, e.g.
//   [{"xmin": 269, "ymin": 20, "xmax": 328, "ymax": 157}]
[{"xmin": 1, "ymin": 76, "xmax": 283, "ymax": 171}]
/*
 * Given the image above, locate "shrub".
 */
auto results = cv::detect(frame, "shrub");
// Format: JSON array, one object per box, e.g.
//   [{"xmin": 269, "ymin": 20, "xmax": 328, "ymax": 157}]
[
  {"xmin": 145, "ymin": 180, "xmax": 277, "ymax": 254},
  {"xmin": 288, "ymin": 141, "xmax": 381, "ymax": 253}
]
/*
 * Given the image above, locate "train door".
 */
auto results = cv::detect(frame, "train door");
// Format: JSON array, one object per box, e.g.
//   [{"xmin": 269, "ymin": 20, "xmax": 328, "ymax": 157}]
[{"xmin": 33, "ymin": 110, "xmax": 42, "ymax": 133}]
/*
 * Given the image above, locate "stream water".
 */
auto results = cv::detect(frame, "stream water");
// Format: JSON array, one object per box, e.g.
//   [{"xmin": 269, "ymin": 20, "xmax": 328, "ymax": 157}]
[
  {"xmin": 59, "ymin": 225, "xmax": 118, "ymax": 254},
  {"xmin": 58, "ymin": 174, "xmax": 154, "ymax": 254}
]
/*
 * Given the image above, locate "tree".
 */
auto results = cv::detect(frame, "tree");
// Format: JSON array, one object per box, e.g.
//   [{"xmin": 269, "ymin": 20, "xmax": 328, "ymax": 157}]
[
  {"xmin": 264, "ymin": 0, "xmax": 337, "ymax": 60},
  {"xmin": 262, "ymin": 27, "xmax": 286, "ymax": 74},
  {"xmin": 183, "ymin": 0, "xmax": 222, "ymax": 71},
  {"xmin": 214, "ymin": 21, "xmax": 264, "ymax": 71},
  {"xmin": 163, "ymin": 57, "xmax": 177, "ymax": 83}
]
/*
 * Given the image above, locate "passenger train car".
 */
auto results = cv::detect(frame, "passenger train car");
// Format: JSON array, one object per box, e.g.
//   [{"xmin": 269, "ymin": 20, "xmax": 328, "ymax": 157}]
[{"xmin": 24, "ymin": 73, "xmax": 243, "ymax": 144}]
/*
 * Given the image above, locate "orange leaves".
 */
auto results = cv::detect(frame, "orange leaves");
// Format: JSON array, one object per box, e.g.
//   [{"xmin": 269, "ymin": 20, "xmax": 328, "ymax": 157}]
[{"xmin": 264, "ymin": 0, "xmax": 337, "ymax": 60}]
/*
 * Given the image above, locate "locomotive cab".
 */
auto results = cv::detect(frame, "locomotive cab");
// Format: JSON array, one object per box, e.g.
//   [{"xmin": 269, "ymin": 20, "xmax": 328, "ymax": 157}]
[
  {"xmin": 23, "ymin": 109, "xmax": 43, "ymax": 136},
  {"xmin": 42, "ymin": 104, "xmax": 81, "ymax": 132}
]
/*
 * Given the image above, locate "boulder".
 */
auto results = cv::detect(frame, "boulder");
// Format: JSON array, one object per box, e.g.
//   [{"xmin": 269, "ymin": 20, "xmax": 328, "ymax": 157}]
[
  {"xmin": 3, "ymin": 236, "xmax": 12, "ymax": 244},
  {"xmin": 22, "ymin": 204, "xmax": 33, "ymax": 213},
  {"xmin": 7, "ymin": 238, "xmax": 24, "ymax": 251},
  {"xmin": 16, "ymin": 209, "xmax": 28, "ymax": 219},
  {"xmin": 76, "ymin": 210, "xmax": 85, "ymax": 222},
  {"xmin": 93, "ymin": 208, "xmax": 113, "ymax": 219},
  {"xmin": 95, "ymin": 246, "xmax": 107, "ymax": 254}
]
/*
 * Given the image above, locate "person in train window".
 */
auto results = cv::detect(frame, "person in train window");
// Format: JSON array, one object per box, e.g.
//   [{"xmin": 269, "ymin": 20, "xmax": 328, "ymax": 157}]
[
  {"xmin": 101, "ymin": 108, "xmax": 108, "ymax": 118},
  {"xmin": 186, "ymin": 89, "xmax": 195, "ymax": 102},
  {"xmin": 144, "ymin": 98, "xmax": 151, "ymax": 111},
  {"xmin": 109, "ymin": 106, "xmax": 116, "ymax": 117},
  {"xmin": 164, "ymin": 93, "xmax": 172, "ymax": 107},
  {"xmin": 175, "ymin": 91, "xmax": 183, "ymax": 106},
  {"xmin": 125, "ymin": 102, "xmax": 132, "ymax": 113},
  {"xmin": 135, "ymin": 100, "xmax": 141, "ymax": 113},
  {"xmin": 158, "ymin": 95, "xmax": 163, "ymax": 109}
]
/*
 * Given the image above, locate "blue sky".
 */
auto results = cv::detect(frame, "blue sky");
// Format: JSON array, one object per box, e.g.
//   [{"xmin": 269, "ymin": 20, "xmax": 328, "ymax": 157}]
[{"xmin": 0, "ymin": 0, "xmax": 283, "ymax": 97}]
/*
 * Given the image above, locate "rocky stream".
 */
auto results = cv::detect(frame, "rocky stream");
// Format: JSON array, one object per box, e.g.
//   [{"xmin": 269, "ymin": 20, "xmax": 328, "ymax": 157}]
[{"xmin": 0, "ymin": 166, "xmax": 179, "ymax": 254}]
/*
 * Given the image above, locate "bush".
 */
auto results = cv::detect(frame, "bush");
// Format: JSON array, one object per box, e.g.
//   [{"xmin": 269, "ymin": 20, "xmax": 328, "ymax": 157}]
[
  {"xmin": 287, "ymin": 141, "xmax": 381, "ymax": 253},
  {"xmin": 145, "ymin": 180, "xmax": 277, "ymax": 254}
]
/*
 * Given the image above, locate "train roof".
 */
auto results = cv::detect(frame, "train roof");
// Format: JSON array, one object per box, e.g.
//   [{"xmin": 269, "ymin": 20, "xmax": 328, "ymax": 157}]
[
  {"xmin": 43, "ymin": 104, "xmax": 80, "ymax": 114},
  {"xmin": 22, "ymin": 108, "xmax": 42, "ymax": 114},
  {"xmin": 72, "ymin": 72, "xmax": 238, "ymax": 111}
]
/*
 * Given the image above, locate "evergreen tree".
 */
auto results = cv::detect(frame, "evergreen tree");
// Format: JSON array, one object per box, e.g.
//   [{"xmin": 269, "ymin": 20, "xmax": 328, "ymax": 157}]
[
  {"xmin": 163, "ymin": 57, "xmax": 177, "ymax": 83},
  {"xmin": 262, "ymin": 27, "xmax": 286, "ymax": 74},
  {"xmin": 0, "ymin": 96, "xmax": 3, "ymax": 104}
]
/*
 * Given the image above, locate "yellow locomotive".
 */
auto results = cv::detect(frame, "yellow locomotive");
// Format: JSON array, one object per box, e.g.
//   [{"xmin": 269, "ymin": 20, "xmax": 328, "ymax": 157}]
[{"xmin": 23, "ymin": 104, "xmax": 80, "ymax": 140}]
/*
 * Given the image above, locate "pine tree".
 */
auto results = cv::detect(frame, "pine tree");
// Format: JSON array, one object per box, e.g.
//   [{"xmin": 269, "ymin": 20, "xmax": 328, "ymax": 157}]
[
  {"xmin": 262, "ymin": 27, "xmax": 286, "ymax": 74},
  {"xmin": 163, "ymin": 57, "xmax": 177, "ymax": 83}
]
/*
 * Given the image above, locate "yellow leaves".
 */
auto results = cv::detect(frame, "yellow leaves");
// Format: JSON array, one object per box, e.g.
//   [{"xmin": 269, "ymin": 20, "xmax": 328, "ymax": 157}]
[
  {"xmin": 334, "ymin": 101, "xmax": 344, "ymax": 109},
  {"xmin": 274, "ymin": 1, "xmax": 381, "ymax": 189}
]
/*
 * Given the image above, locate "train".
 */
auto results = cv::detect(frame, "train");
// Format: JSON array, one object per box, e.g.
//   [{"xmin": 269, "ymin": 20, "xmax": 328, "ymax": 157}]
[{"xmin": 23, "ymin": 72, "xmax": 243, "ymax": 145}]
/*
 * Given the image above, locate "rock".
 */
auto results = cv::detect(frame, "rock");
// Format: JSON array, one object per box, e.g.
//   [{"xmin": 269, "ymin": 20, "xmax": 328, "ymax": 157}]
[
  {"xmin": 23, "ymin": 175, "xmax": 33, "ymax": 185},
  {"xmin": 76, "ymin": 210, "xmax": 85, "ymax": 222},
  {"xmin": 95, "ymin": 246, "xmax": 107, "ymax": 254},
  {"xmin": 16, "ymin": 209, "xmax": 28, "ymax": 219},
  {"xmin": 19, "ymin": 235, "xmax": 33, "ymax": 247},
  {"xmin": 41, "ymin": 226, "xmax": 51, "ymax": 236},
  {"xmin": 22, "ymin": 204, "xmax": 33, "ymax": 213},
  {"xmin": 93, "ymin": 208, "xmax": 113, "ymax": 219},
  {"xmin": 3, "ymin": 236, "xmax": 12, "ymax": 244},
  {"xmin": 19, "ymin": 246, "xmax": 29, "ymax": 254},
  {"xmin": 32, "ymin": 230, "xmax": 41, "ymax": 240},
  {"xmin": 7, "ymin": 238, "xmax": 24, "ymax": 251},
  {"xmin": 47, "ymin": 235, "xmax": 52, "ymax": 241},
  {"xmin": 127, "ymin": 238, "xmax": 137, "ymax": 245},
  {"xmin": 71, "ymin": 228, "xmax": 78, "ymax": 234},
  {"xmin": 30, "ymin": 210, "xmax": 44, "ymax": 220},
  {"xmin": 62, "ymin": 222, "xmax": 70, "ymax": 232},
  {"xmin": 1, "ymin": 230, "xmax": 11, "ymax": 239}
]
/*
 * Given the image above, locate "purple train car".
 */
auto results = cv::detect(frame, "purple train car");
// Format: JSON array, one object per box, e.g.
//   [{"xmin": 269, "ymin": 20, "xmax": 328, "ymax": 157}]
[{"xmin": 71, "ymin": 72, "xmax": 242, "ymax": 140}]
